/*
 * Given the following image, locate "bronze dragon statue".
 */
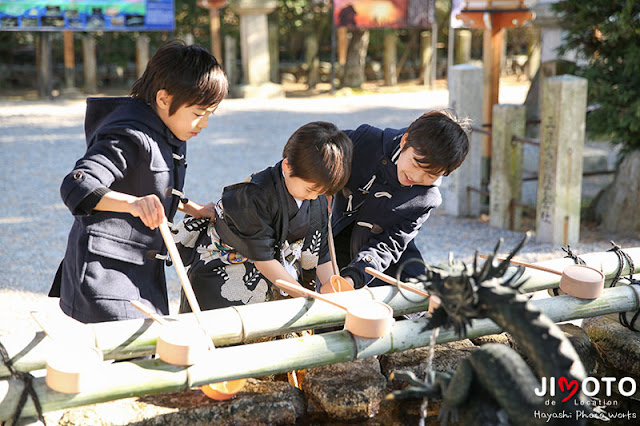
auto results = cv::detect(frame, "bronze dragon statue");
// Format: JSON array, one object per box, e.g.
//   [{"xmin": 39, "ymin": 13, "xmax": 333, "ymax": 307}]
[{"xmin": 389, "ymin": 233, "xmax": 595, "ymax": 425}]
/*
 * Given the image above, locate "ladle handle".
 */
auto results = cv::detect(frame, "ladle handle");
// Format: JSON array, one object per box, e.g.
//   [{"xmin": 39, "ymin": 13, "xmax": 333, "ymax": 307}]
[
  {"xmin": 275, "ymin": 279, "xmax": 348, "ymax": 311},
  {"xmin": 479, "ymin": 254, "xmax": 563, "ymax": 276},
  {"xmin": 130, "ymin": 300, "xmax": 169, "ymax": 326},
  {"xmin": 159, "ymin": 220, "xmax": 204, "ymax": 324},
  {"xmin": 30, "ymin": 311, "xmax": 58, "ymax": 342},
  {"xmin": 365, "ymin": 267, "xmax": 431, "ymax": 298},
  {"xmin": 327, "ymin": 213, "xmax": 340, "ymax": 276}
]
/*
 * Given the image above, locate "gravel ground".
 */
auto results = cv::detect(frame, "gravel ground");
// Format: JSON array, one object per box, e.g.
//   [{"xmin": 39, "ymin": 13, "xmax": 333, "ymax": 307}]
[{"xmin": 1, "ymin": 81, "xmax": 638, "ymax": 338}]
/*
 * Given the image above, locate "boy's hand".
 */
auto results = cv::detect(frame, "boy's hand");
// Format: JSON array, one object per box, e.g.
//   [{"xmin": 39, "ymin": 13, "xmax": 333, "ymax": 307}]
[
  {"xmin": 179, "ymin": 200, "xmax": 216, "ymax": 221},
  {"xmin": 130, "ymin": 195, "xmax": 166, "ymax": 230}
]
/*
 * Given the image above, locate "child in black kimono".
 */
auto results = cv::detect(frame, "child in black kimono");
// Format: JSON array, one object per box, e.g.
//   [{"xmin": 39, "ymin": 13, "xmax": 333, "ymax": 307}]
[{"xmin": 177, "ymin": 121, "xmax": 353, "ymax": 311}]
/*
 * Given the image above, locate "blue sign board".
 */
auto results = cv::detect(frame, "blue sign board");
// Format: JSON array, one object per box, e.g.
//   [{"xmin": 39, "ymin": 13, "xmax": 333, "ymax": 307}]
[{"xmin": 0, "ymin": 0, "xmax": 175, "ymax": 31}]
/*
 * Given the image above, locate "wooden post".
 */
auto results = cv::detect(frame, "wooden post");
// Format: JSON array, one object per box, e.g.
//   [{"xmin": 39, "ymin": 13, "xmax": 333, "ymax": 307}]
[
  {"xmin": 482, "ymin": 27, "xmax": 503, "ymax": 158},
  {"xmin": 536, "ymin": 75, "xmax": 588, "ymax": 245},
  {"xmin": 209, "ymin": 8, "xmax": 222, "ymax": 61},
  {"xmin": 37, "ymin": 32, "xmax": 52, "ymax": 99},
  {"xmin": 383, "ymin": 31, "xmax": 397, "ymax": 86},
  {"xmin": 337, "ymin": 26, "xmax": 348, "ymax": 66},
  {"xmin": 224, "ymin": 35, "xmax": 237, "ymax": 86},
  {"xmin": 304, "ymin": 33, "xmax": 320, "ymax": 88},
  {"xmin": 63, "ymin": 31, "xmax": 75, "ymax": 89},
  {"xmin": 82, "ymin": 34, "xmax": 98, "ymax": 94},
  {"xmin": 490, "ymin": 104, "xmax": 525, "ymax": 230},
  {"xmin": 135, "ymin": 34, "xmax": 150, "ymax": 79},
  {"xmin": 2, "ymin": 284, "xmax": 638, "ymax": 421},
  {"xmin": 420, "ymin": 31, "xmax": 432, "ymax": 88},
  {"xmin": 444, "ymin": 64, "xmax": 483, "ymax": 217}
]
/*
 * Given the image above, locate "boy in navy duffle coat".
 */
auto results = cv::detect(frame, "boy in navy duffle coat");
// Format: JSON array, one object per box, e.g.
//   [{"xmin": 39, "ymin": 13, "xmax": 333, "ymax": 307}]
[
  {"xmin": 329, "ymin": 110, "xmax": 470, "ymax": 291},
  {"xmin": 51, "ymin": 41, "xmax": 228, "ymax": 323}
]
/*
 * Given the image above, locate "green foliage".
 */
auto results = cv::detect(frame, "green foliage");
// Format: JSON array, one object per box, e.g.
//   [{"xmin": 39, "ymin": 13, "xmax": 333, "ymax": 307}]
[
  {"xmin": 276, "ymin": 0, "xmax": 331, "ymax": 61},
  {"xmin": 552, "ymin": 0, "xmax": 640, "ymax": 151}
]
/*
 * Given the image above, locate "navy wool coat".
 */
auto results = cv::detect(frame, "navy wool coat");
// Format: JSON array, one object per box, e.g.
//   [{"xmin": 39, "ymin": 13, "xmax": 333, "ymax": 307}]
[
  {"xmin": 55, "ymin": 97, "xmax": 187, "ymax": 323},
  {"xmin": 331, "ymin": 124, "xmax": 442, "ymax": 288}
]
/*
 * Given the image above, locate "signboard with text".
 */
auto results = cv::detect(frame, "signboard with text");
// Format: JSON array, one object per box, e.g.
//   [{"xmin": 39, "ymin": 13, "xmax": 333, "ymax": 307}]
[{"xmin": 0, "ymin": 0, "xmax": 175, "ymax": 31}]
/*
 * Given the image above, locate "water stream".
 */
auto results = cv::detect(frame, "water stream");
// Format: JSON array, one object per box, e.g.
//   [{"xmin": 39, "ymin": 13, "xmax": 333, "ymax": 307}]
[{"xmin": 419, "ymin": 326, "xmax": 440, "ymax": 425}]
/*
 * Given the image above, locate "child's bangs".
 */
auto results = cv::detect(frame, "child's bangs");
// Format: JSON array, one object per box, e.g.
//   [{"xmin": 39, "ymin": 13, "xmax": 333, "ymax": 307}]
[{"xmin": 191, "ymin": 68, "xmax": 229, "ymax": 108}]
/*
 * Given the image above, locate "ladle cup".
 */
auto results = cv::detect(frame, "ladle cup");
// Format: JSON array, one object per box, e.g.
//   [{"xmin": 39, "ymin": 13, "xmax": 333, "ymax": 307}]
[
  {"xmin": 275, "ymin": 279, "xmax": 394, "ymax": 338},
  {"xmin": 321, "ymin": 275, "xmax": 355, "ymax": 294},
  {"xmin": 483, "ymin": 255, "xmax": 605, "ymax": 299},
  {"xmin": 130, "ymin": 300, "xmax": 210, "ymax": 366},
  {"xmin": 31, "ymin": 311, "xmax": 103, "ymax": 394}
]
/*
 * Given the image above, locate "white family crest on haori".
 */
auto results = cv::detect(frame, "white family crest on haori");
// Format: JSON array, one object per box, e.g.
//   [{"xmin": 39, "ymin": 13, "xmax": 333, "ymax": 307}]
[
  {"xmin": 300, "ymin": 230, "xmax": 322, "ymax": 270},
  {"xmin": 218, "ymin": 263, "xmax": 269, "ymax": 304}
]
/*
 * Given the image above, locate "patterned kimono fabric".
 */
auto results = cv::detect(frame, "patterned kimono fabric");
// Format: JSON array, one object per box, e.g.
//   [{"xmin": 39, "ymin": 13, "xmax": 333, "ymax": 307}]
[{"xmin": 175, "ymin": 193, "xmax": 325, "ymax": 313}]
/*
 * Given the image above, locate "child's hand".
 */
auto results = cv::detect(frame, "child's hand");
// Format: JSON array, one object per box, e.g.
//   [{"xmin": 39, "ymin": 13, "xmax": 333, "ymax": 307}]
[
  {"xmin": 179, "ymin": 200, "xmax": 216, "ymax": 221},
  {"xmin": 130, "ymin": 195, "xmax": 166, "ymax": 230}
]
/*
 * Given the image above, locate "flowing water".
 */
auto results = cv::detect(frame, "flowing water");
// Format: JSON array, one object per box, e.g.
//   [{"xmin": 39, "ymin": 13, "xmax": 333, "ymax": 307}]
[{"xmin": 419, "ymin": 326, "xmax": 441, "ymax": 425}]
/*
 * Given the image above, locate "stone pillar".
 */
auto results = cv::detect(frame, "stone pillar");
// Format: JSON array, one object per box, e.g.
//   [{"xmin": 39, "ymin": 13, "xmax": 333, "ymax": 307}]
[
  {"xmin": 224, "ymin": 35, "xmax": 237, "ymax": 86},
  {"xmin": 230, "ymin": 0, "xmax": 283, "ymax": 98},
  {"xmin": 420, "ymin": 31, "xmax": 433, "ymax": 88},
  {"xmin": 136, "ymin": 35, "xmax": 150, "ymax": 78},
  {"xmin": 536, "ymin": 75, "xmax": 588, "ymax": 245},
  {"xmin": 443, "ymin": 65, "xmax": 483, "ymax": 217},
  {"xmin": 82, "ymin": 34, "xmax": 98, "ymax": 94},
  {"xmin": 383, "ymin": 31, "xmax": 397, "ymax": 86},
  {"xmin": 268, "ymin": 12, "xmax": 279, "ymax": 83},
  {"xmin": 455, "ymin": 29, "xmax": 472, "ymax": 64},
  {"xmin": 489, "ymin": 105, "xmax": 525, "ymax": 230}
]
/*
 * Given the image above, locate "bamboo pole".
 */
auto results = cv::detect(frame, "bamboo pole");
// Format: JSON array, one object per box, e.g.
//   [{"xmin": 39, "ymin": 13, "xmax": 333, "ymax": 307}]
[
  {"xmin": 2, "ymin": 285, "xmax": 638, "ymax": 421},
  {"xmin": 3, "ymin": 247, "xmax": 639, "ymax": 378},
  {"xmin": 0, "ymin": 286, "xmax": 430, "ymax": 378},
  {"xmin": 516, "ymin": 247, "xmax": 640, "ymax": 292}
]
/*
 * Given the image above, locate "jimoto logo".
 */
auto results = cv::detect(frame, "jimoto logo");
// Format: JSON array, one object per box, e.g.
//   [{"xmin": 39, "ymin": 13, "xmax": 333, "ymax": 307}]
[{"xmin": 534, "ymin": 376, "xmax": 637, "ymax": 401}]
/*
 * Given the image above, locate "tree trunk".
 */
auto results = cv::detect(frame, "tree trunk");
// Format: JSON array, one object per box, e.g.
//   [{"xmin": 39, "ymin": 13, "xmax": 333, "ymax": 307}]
[
  {"xmin": 590, "ymin": 150, "xmax": 640, "ymax": 233},
  {"xmin": 342, "ymin": 29, "xmax": 369, "ymax": 88}
]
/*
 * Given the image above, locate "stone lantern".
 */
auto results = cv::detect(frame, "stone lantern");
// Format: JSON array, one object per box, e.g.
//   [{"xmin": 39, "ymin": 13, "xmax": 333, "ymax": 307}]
[{"xmin": 228, "ymin": 0, "xmax": 284, "ymax": 98}]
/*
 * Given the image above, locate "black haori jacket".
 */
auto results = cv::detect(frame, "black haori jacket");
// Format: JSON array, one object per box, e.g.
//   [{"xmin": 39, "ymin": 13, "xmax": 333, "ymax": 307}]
[
  {"xmin": 53, "ymin": 97, "xmax": 187, "ymax": 323},
  {"xmin": 331, "ymin": 124, "xmax": 442, "ymax": 288}
]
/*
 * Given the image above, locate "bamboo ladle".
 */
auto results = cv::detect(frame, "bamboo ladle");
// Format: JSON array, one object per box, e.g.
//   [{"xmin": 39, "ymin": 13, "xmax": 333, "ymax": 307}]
[
  {"xmin": 31, "ymin": 311, "xmax": 103, "ymax": 394},
  {"xmin": 275, "ymin": 279, "xmax": 394, "ymax": 338},
  {"xmin": 159, "ymin": 220, "xmax": 247, "ymax": 397},
  {"xmin": 480, "ymin": 254, "xmax": 605, "ymax": 299}
]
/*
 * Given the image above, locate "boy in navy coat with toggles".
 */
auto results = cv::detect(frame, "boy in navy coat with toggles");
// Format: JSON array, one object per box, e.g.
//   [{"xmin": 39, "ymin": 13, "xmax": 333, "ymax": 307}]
[
  {"xmin": 330, "ymin": 110, "xmax": 470, "ymax": 291},
  {"xmin": 52, "ymin": 41, "xmax": 228, "ymax": 323}
]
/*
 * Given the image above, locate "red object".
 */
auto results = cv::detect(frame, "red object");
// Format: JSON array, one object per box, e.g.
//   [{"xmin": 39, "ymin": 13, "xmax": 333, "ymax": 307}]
[{"xmin": 198, "ymin": 0, "xmax": 228, "ymax": 9}]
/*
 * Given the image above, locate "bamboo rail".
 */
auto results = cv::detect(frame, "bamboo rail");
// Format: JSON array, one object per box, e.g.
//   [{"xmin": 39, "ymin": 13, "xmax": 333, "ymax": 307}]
[
  {"xmin": 2, "ymin": 284, "xmax": 639, "ymax": 421},
  {"xmin": 0, "ymin": 286, "xmax": 430, "ymax": 378},
  {"xmin": 3, "ymin": 247, "xmax": 639, "ymax": 379}
]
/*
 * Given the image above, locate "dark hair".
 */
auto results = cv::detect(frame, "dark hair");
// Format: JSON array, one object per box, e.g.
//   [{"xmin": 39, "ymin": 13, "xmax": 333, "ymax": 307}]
[
  {"xmin": 282, "ymin": 122, "xmax": 353, "ymax": 196},
  {"xmin": 404, "ymin": 109, "xmax": 471, "ymax": 176},
  {"xmin": 130, "ymin": 40, "xmax": 228, "ymax": 115}
]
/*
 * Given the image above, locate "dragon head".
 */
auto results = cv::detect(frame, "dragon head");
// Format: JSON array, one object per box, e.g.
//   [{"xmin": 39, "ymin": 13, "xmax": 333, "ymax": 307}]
[{"xmin": 401, "ymin": 232, "xmax": 531, "ymax": 337}]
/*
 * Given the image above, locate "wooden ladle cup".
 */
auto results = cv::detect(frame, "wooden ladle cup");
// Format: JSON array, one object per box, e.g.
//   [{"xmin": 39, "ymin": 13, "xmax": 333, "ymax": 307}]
[
  {"xmin": 275, "ymin": 279, "xmax": 394, "ymax": 338},
  {"xmin": 130, "ymin": 300, "xmax": 210, "ymax": 366},
  {"xmin": 485, "ymin": 255, "xmax": 605, "ymax": 299},
  {"xmin": 31, "ymin": 311, "xmax": 103, "ymax": 394}
]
